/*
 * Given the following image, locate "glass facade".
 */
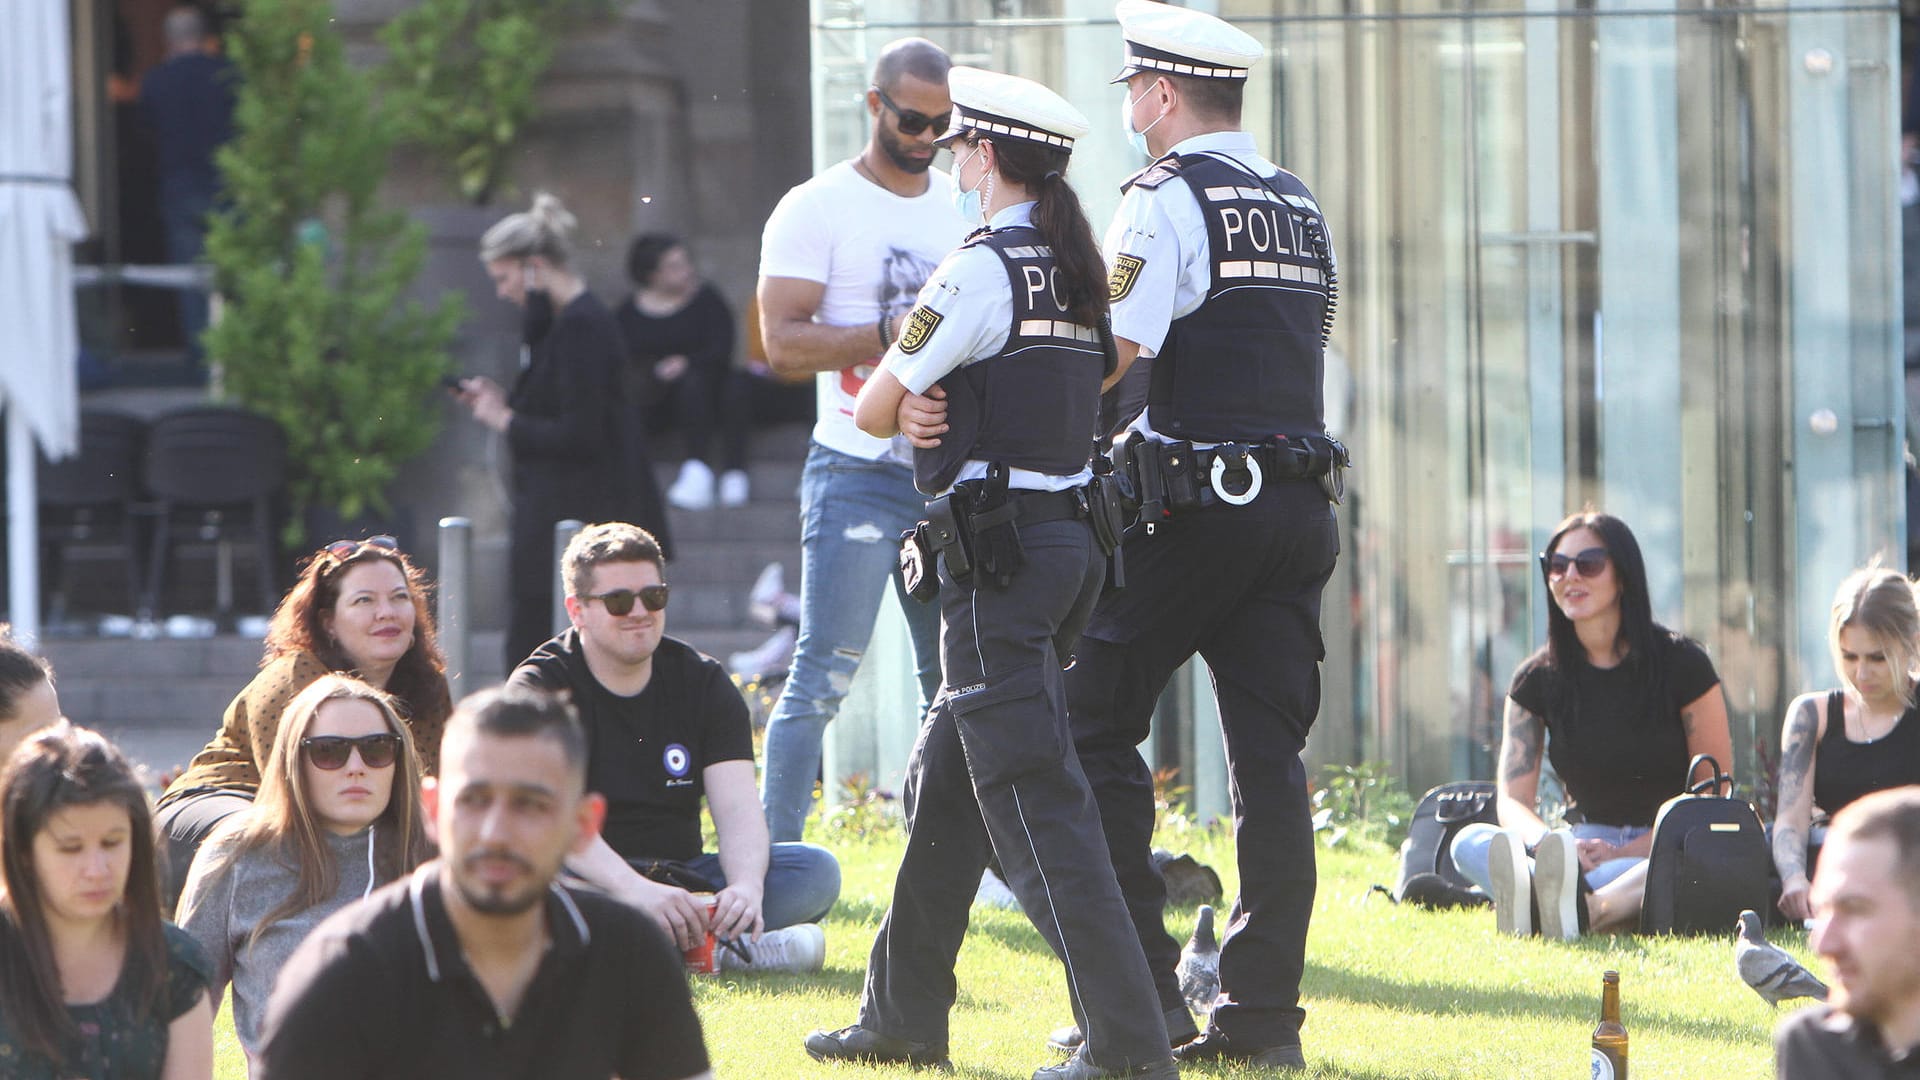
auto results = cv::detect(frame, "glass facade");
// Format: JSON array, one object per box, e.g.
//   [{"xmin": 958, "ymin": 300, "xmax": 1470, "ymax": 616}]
[{"xmin": 812, "ymin": 0, "xmax": 1903, "ymax": 798}]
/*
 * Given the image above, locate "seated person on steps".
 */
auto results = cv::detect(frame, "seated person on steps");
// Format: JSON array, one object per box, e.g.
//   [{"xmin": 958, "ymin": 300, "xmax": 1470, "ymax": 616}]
[
  {"xmin": 1449, "ymin": 511, "xmax": 1732, "ymax": 939},
  {"xmin": 508, "ymin": 521, "xmax": 840, "ymax": 971}
]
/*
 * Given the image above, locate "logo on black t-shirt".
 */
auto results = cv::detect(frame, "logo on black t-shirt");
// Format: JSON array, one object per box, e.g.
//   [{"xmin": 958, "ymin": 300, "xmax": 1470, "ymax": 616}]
[{"xmin": 663, "ymin": 743, "xmax": 693, "ymax": 785}]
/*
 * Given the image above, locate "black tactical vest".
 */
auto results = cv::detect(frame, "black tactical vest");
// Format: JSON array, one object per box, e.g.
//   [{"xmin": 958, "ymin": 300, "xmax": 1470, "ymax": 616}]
[
  {"xmin": 913, "ymin": 225, "xmax": 1104, "ymax": 495},
  {"xmin": 1125, "ymin": 152, "xmax": 1333, "ymax": 443}
]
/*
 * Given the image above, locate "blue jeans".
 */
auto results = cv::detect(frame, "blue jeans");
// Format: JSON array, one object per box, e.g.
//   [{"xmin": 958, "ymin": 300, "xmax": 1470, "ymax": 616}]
[
  {"xmin": 1450, "ymin": 822, "xmax": 1649, "ymax": 892},
  {"xmin": 760, "ymin": 443, "xmax": 944, "ymax": 843},
  {"xmin": 632, "ymin": 842, "xmax": 843, "ymax": 929}
]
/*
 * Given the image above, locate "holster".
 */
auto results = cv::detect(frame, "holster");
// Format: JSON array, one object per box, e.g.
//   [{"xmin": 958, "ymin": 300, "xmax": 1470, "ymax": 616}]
[
  {"xmin": 898, "ymin": 523, "xmax": 940, "ymax": 604},
  {"xmin": 925, "ymin": 494, "xmax": 973, "ymax": 583},
  {"xmin": 960, "ymin": 465, "xmax": 1025, "ymax": 589}
]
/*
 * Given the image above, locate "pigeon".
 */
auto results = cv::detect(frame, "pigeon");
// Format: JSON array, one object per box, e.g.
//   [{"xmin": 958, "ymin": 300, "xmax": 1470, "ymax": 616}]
[
  {"xmin": 1735, "ymin": 909, "xmax": 1829, "ymax": 1006},
  {"xmin": 1177, "ymin": 905, "xmax": 1222, "ymax": 1017}
]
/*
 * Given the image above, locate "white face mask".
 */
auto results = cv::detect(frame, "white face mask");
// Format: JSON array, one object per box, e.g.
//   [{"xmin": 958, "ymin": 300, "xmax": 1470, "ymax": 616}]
[
  {"xmin": 1122, "ymin": 80, "xmax": 1167, "ymax": 157},
  {"xmin": 949, "ymin": 143, "xmax": 987, "ymax": 225}
]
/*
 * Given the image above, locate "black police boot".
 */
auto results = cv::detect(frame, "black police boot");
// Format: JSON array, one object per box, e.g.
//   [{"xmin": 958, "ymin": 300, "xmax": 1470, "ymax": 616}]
[
  {"xmin": 804, "ymin": 1024, "xmax": 953, "ymax": 1071},
  {"xmin": 1172, "ymin": 1030, "xmax": 1306, "ymax": 1069},
  {"xmin": 1031, "ymin": 1048, "xmax": 1179, "ymax": 1080},
  {"xmin": 1047, "ymin": 1007, "xmax": 1199, "ymax": 1054}
]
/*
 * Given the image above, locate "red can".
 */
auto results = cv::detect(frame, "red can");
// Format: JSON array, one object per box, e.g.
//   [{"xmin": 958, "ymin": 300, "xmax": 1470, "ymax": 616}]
[{"xmin": 683, "ymin": 894, "xmax": 720, "ymax": 973}]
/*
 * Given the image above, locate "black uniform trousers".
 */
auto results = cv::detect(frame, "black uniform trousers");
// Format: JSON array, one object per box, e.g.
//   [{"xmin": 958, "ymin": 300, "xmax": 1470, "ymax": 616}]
[
  {"xmin": 1068, "ymin": 476, "xmax": 1339, "ymax": 1049},
  {"xmin": 859, "ymin": 515, "xmax": 1174, "ymax": 1070}
]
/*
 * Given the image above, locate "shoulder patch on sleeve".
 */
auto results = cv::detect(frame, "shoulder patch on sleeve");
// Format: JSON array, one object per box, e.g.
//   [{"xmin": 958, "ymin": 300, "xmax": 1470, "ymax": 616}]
[
  {"xmin": 898, "ymin": 305, "xmax": 944, "ymax": 354},
  {"xmin": 1108, "ymin": 254, "xmax": 1147, "ymax": 302}
]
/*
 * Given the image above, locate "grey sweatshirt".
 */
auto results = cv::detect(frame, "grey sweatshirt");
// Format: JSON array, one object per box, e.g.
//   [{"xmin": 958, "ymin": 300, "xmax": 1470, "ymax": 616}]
[{"xmin": 176, "ymin": 821, "xmax": 380, "ymax": 1054}]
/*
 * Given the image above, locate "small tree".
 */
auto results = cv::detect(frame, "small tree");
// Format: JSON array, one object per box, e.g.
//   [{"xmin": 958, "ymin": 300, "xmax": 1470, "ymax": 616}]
[{"xmin": 205, "ymin": 0, "xmax": 463, "ymax": 532}]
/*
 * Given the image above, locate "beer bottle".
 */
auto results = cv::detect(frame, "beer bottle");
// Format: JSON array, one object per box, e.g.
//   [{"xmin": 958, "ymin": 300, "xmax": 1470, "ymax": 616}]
[{"xmin": 1591, "ymin": 970, "xmax": 1629, "ymax": 1080}]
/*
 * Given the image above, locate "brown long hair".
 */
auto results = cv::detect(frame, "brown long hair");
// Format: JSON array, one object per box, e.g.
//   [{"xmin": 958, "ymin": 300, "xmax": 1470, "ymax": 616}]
[
  {"xmin": 0, "ymin": 723, "xmax": 167, "ymax": 1065},
  {"xmin": 969, "ymin": 134, "xmax": 1108, "ymax": 326},
  {"xmin": 265, "ymin": 538, "xmax": 451, "ymax": 738},
  {"xmin": 201, "ymin": 676, "xmax": 429, "ymax": 953}
]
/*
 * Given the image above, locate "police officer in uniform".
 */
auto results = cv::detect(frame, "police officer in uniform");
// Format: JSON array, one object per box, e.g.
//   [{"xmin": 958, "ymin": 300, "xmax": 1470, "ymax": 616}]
[
  {"xmin": 1059, "ymin": 2, "xmax": 1347, "ymax": 1070},
  {"xmin": 803, "ymin": 67, "xmax": 1177, "ymax": 1080}
]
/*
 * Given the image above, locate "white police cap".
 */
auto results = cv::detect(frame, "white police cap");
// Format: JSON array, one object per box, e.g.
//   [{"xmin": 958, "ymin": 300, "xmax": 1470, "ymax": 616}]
[
  {"xmin": 1111, "ymin": 0, "xmax": 1264, "ymax": 83},
  {"xmin": 935, "ymin": 66, "xmax": 1091, "ymax": 151}
]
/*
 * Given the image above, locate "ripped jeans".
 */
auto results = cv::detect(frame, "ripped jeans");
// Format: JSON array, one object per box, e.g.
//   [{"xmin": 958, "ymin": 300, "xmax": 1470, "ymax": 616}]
[{"xmin": 760, "ymin": 442, "xmax": 943, "ymax": 843}]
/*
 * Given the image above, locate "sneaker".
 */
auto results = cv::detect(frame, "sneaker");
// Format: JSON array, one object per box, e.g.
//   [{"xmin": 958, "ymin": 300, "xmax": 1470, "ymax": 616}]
[
  {"xmin": 718, "ymin": 922, "xmax": 825, "ymax": 973},
  {"xmin": 1034, "ymin": 1048, "xmax": 1179, "ymax": 1080},
  {"xmin": 1486, "ymin": 828, "xmax": 1532, "ymax": 937},
  {"xmin": 975, "ymin": 867, "xmax": 1021, "ymax": 910},
  {"xmin": 1171, "ymin": 1030, "xmax": 1304, "ymax": 1069},
  {"xmin": 1534, "ymin": 830, "xmax": 1581, "ymax": 941},
  {"xmin": 804, "ymin": 1024, "xmax": 952, "ymax": 1070},
  {"xmin": 747, "ymin": 562, "xmax": 800, "ymax": 628},
  {"xmin": 727, "ymin": 625, "xmax": 796, "ymax": 679},
  {"xmin": 1048, "ymin": 1007, "xmax": 1198, "ymax": 1055},
  {"xmin": 1399, "ymin": 872, "xmax": 1492, "ymax": 910},
  {"xmin": 667, "ymin": 458, "xmax": 716, "ymax": 510},
  {"xmin": 718, "ymin": 468, "xmax": 751, "ymax": 507}
]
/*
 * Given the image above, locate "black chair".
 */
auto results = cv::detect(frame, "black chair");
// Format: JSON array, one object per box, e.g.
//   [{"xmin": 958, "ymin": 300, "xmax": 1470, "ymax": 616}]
[
  {"xmin": 37, "ymin": 410, "xmax": 149, "ymax": 624},
  {"xmin": 142, "ymin": 405, "xmax": 288, "ymax": 621}
]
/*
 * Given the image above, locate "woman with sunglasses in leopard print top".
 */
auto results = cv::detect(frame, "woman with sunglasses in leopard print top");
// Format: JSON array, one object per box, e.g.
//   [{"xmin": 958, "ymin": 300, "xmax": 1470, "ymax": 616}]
[{"xmin": 153, "ymin": 536, "xmax": 450, "ymax": 912}]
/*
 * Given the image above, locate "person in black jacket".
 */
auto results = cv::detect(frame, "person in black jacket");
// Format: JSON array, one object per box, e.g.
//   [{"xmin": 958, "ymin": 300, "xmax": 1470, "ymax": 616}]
[{"xmin": 455, "ymin": 192, "xmax": 671, "ymax": 671}]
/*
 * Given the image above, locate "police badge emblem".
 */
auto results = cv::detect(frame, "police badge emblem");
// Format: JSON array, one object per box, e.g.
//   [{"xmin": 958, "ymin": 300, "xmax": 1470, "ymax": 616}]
[
  {"xmin": 1108, "ymin": 253, "xmax": 1146, "ymax": 301},
  {"xmin": 898, "ymin": 306, "xmax": 943, "ymax": 353}
]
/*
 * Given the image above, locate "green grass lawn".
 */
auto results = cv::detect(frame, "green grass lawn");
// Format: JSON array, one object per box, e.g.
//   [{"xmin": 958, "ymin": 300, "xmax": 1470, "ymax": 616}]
[{"xmin": 212, "ymin": 826, "xmax": 1803, "ymax": 1078}]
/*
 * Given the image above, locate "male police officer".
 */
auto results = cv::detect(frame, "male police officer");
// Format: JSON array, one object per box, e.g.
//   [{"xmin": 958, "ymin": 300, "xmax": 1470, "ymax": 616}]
[{"xmin": 1060, "ymin": 2, "xmax": 1346, "ymax": 1070}]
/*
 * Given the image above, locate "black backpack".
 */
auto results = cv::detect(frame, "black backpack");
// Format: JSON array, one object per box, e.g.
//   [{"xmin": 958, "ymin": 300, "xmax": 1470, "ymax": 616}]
[
  {"xmin": 1393, "ymin": 781, "xmax": 1498, "ymax": 901},
  {"xmin": 1640, "ymin": 754, "xmax": 1771, "ymax": 934}
]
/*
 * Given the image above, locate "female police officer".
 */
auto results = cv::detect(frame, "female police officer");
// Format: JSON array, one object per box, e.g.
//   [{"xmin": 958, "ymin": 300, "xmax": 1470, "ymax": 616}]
[{"xmin": 803, "ymin": 68, "xmax": 1175, "ymax": 1080}]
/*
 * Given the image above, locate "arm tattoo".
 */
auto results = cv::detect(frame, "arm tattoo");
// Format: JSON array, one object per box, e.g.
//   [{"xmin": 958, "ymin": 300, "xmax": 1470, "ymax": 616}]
[
  {"xmin": 1502, "ymin": 706, "xmax": 1544, "ymax": 785},
  {"xmin": 1773, "ymin": 697, "xmax": 1820, "ymax": 882}
]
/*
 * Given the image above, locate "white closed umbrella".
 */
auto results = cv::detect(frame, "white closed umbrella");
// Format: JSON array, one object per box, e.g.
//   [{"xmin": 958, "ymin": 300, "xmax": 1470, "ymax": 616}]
[{"xmin": 0, "ymin": 0, "xmax": 88, "ymax": 646}]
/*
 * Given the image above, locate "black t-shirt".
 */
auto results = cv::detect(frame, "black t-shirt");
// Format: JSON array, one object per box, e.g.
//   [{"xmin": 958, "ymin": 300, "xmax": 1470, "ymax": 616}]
[
  {"xmin": 616, "ymin": 285, "xmax": 735, "ymax": 369},
  {"xmin": 510, "ymin": 629, "xmax": 753, "ymax": 861},
  {"xmin": 1776, "ymin": 1005, "xmax": 1920, "ymax": 1079},
  {"xmin": 1815, "ymin": 690, "xmax": 1920, "ymax": 817},
  {"xmin": 257, "ymin": 866, "xmax": 710, "ymax": 1080},
  {"xmin": 1507, "ymin": 630, "xmax": 1721, "ymax": 826}
]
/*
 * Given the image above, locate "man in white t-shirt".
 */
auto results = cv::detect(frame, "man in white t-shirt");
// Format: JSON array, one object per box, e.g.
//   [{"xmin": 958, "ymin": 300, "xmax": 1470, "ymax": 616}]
[{"xmin": 756, "ymin": 38, "xmax": 970, "ymax": 844}]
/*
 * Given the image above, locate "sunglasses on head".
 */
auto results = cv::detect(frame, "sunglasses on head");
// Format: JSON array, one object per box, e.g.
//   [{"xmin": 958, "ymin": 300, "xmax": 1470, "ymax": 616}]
[
  {"xmin": 301, "ymin": 733, "xmax": 401, "ymax": 770},
  {"xmin": 325, "ymin": 535, "xmax": 400, "ymax": 562},
  {"xmin": 585, "ymin": 584, "xmax": 670, "ymax": 616},
  {"xmin": 1542, "ymin": 546, "xmax": 1609, "ymax": 581},
  {"xmin": 872, "ymin": 85, "xmax": 951, "ymax": 137}
]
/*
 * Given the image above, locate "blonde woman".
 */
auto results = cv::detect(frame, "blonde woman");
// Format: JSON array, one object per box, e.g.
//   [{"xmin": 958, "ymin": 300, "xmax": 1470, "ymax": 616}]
[
  {"xmin": 1774, "ymin": 566, "xmax": 1920, "ymax": 921},
  {"xmin": 176, "ymin": 676, "xmax": 429, "ymax": 1061}
]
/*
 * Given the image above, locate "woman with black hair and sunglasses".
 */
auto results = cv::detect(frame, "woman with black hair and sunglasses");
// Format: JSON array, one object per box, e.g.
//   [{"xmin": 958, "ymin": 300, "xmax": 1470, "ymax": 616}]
[
  {"xmin": 1449, "ymin": 510, "xmax": 1733, "ymax": 939},
  {"xmin": 176, "ymin": 676, "xmax": 428, "ymax": 1065},
  {"xmin": 154, "ymin": 536, "xmax": 452, "ymax": 911}
]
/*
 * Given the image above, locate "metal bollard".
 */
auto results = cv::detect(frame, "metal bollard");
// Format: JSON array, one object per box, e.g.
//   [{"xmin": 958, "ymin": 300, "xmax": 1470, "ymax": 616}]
[
  {"xmin": 437, "ymin": 517, "xmax": 472, "ymax": 703},
  {"xmin": 552, "ymin": 519, "xmax": 584, "ymax": 637}
]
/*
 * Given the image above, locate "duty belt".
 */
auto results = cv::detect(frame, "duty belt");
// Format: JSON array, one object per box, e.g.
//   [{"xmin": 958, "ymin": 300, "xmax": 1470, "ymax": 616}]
[{"xmin": 1116, "ymin": 432, "xmax": 1350, "ymax": 527}]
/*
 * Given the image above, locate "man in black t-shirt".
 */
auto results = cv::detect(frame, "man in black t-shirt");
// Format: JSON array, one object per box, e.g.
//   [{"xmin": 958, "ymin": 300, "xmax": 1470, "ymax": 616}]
[
  {"xmin": 258, "ymin": 685, "xmax": 712, "ymax": 1080},
  {"xmin": 509, "ymin": 522, "xmax": 839, "ymax": 972},
  {"xmin": 1777, "ymin": 785, "xmax": 1920, "ymax": 1079}
]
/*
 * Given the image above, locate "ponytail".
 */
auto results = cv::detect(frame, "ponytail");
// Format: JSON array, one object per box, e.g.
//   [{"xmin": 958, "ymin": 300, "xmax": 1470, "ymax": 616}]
[{"xmin": 990, "ymin": 140, "xmax": 1108, "ymax": 325}]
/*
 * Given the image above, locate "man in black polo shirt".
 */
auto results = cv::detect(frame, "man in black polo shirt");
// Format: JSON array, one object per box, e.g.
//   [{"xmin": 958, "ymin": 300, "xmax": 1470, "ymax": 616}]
[
  {"xmin": 256, "ymin": 685, "xmax": 712, "ymax": 1080},
  {"xmin": 509, "ymin": 521, "xmax": 839, "ymax": 970},
  {"xmin": 1777, "ymin": 785, "xmax": 1920, "ymax": 1079}
]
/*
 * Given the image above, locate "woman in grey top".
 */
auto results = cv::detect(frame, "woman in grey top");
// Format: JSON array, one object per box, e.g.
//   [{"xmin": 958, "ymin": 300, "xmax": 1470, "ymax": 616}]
[{"xmin": 177, "ymin": 676, "xmax": 429, "ymax": 1063}]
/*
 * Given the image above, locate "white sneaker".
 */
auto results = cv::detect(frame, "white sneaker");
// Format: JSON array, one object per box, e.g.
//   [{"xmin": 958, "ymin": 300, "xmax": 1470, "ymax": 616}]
[
  {"xmin": 1533, "ymin": 831, "xmax": 1581, "ymax": 941},
  {"xmin": 974, "ymin": 867, "xmax": 1020, "ymax": 910},
  {"xmin": 719, "ymin": 923, "xmax": 826, "ymax": 973},
  {"xmin": 728, "ymin": 625, "xmax": 796, "ymax": 679},
  {"xmin": 748, "ymin": 562, "xmax": 786, "ymax": 626},
  {"xmin": 1487, "ymin": 828, "xmax": 1532, "ymax": 937},
  {"xmin": 718, "ymin": 469, "xmax": 750, "ymax": 507},
  {"xmin": 667, "ymin": 459, "xmax": 716, "ymax": 510}
]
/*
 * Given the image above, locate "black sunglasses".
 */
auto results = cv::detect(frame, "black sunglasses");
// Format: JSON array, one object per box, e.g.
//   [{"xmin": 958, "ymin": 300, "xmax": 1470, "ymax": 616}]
[
  {"xmin": 301, "ymin": 733, "xmax": 402, "ymax": 771},
  {"xmin": 1541, "ymin": 546, "xmax": 1609, "ymax": 581},
  {"xmin": 872, "ymin": 86, "xmax": 950, "ymax": 137},
  {"xmin": 585, "ymin": 584, "xmax": 670, "ymax": 616},
  {"xmin": 325, "ymin": 535, "xmax": 400, "ymax": 561}
]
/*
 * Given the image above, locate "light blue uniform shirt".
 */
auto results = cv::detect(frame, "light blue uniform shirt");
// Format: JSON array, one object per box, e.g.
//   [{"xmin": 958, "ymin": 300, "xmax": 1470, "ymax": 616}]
[{"xmin": 887, "ymin": 201, "xmax": 1094, "ymax": 493}]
